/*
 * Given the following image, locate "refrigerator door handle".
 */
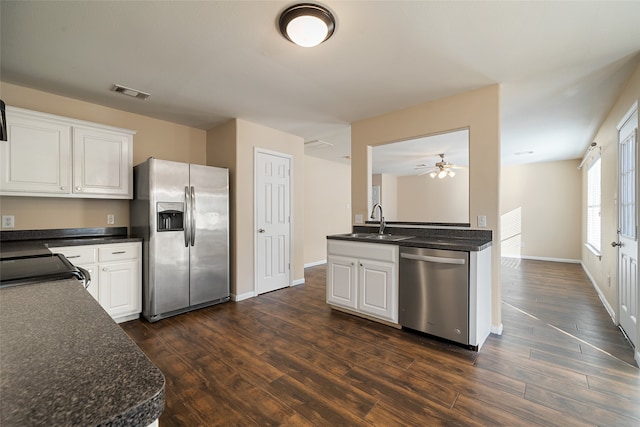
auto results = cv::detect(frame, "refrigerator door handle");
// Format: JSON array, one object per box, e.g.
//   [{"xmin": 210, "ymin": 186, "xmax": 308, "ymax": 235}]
[
  {"xmin": 190, "ymin": 186, "xmax": 196, "ymax": 246},
  {"xmin": 184, "ymin": 186, "xmax": 191, "ymax": 247}
]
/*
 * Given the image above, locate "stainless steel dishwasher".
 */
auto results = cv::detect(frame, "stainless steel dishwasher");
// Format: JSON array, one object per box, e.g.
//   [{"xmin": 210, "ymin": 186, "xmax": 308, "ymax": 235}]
[{"xmin": 399, "ymin": 246, "xmax": 469, "ymax": 345}]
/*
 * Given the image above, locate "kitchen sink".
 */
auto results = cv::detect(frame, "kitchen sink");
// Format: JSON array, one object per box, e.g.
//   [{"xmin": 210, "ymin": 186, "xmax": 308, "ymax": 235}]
[
  {"xmin": 365, "ymin": 234, "xmax": 414, "ymax": 241},
  {"xmin": 341, "ymin": 233, "xmax": 375, "ymax": 238},
  {"xmin": 337, "ymin": 233, "xmax": 414, "ymax": 242}
]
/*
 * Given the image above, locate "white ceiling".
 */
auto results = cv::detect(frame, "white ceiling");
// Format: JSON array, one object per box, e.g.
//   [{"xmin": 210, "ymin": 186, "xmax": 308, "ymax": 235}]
[
  {"xmin": 1, "ymin": 1, "xmax": 639, "ymax": 169},
  {"xmin": 372, "ymin": 129, "xmax": 469, "ymax": 176}
]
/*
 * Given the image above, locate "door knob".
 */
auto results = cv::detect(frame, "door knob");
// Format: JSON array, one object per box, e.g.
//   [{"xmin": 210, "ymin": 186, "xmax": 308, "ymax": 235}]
[
  {"xmin": 258, "ymin": 228, "xmax": 265, "ymax": 233},
  {"xmin": 611, "ymin": 241, "xmax": 622, "ymax": 247}
]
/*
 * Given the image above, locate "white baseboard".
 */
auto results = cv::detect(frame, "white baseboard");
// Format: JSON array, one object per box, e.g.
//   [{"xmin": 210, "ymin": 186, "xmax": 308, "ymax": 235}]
[
  {"xmin": 580, "ymin": 262, "xmax": 617, "ymax": 323},
  {"xmin": 519, "ymin": 255, "xmax": 581, "ymax": 264},
  {"xmin": 292, "ymin": 278, "xmax": 305, "ymax": 286},
  {"xmin": 232, "ymin": 291, "xmax": 255, "ymax": 302},
  {"xmin": 304, "ymin": 260, "xmax": 326, "ymax": 268},
  {"xmin": 490, "ymin": 323, "xmax": 504, "ymax": 335}
]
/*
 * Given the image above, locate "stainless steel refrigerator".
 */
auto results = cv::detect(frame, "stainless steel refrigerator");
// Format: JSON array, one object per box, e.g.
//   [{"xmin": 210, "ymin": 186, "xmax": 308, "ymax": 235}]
[{"xmin": 131, "ymin": 158, "xmax": 230, "ymax": 322}]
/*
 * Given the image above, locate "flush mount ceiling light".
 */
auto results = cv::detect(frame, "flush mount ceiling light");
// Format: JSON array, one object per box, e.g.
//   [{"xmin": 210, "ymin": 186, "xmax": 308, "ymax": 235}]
[
  {"xmin": 111, "ymin": 84, "xmax": 150, "ymax": 100},
  {"xmin": 304, "ymin": 139, "xmax": 334, "ymax": 149},
  {"xmin": 279, "ymin": 3, "xmax": 336, "ymax": 47}
]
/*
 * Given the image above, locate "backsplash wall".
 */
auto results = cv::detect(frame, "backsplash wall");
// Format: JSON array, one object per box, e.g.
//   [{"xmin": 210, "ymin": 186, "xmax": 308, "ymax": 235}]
[{"xmin": 0, "ymin": 197, "xmax": 130, "ymax": 230}]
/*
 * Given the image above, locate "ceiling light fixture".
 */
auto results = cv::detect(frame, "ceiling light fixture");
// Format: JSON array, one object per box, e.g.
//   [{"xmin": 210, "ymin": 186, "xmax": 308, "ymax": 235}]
[
  {"xmin": 304, "ymin": 139, "xmax": 334, "ymax": 149},
  {"xmin": 111, "ymin": 84, "xmax": 150, "ymax": 100},
  {"xmin": 279, "ymin": 3, "xmax": 336, "ymax": 47},
  {"xmin": 425, "ymin": 154, "xmax": 457, "ymax": 179}
]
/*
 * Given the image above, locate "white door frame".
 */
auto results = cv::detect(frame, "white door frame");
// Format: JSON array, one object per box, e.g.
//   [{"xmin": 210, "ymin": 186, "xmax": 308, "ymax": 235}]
[
  {"xmin": 616, "ymin": 101, "xmax": 639, "ymax": 363},
  {"xmin": 253, "ymin": 147, "xmax": 293, "ymax": 296}
]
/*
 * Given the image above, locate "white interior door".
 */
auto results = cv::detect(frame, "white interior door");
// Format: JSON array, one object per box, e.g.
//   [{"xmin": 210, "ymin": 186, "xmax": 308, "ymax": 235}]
[
  {"xmin": 255, "ymin": 150, "xmax": 291, "ymax": 295},
  {"xmin": 617, "ymin": 107, "xmax": 638, "ymax": 348}
]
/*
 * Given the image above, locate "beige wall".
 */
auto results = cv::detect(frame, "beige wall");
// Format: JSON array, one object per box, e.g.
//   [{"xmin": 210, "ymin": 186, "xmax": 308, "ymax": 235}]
[
  {"xmin": 206, "ymin": 119, "xmax": 238, "ymax": 295},
  {"xmin": 501, "ymin": 160, "xmax": 581, "ymax": 261},
  {"xmin": 304, "ymin": 155, "xmax": 351, "ymax": 265},
  {"xmin": 0, "ymin": 82, "xmax": 207, "ymax": 230},
  {"xmin": 380, "ymin": 174, "xmax": 398, "ymax": 221},
  {"xmin": 583, "ymin": 62, "xmax": 640, "ymax": 316},
  {"xmin": 207, "ymin": 119, "xmax": 304, "ymax": 297},
  {"xmin": 351, "ymin": 85, "xmax": 502, "ymax": 329},
  {"xmin": 397, "ymin": 168, "xmax": 469, "ymax": 223},
  {"xmin": 371, "ymin": 174, "xmax": 398, "ymax": 220}
]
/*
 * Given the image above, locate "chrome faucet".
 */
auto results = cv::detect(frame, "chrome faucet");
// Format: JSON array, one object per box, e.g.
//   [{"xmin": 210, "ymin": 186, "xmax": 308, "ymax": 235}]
[{"xmin": 370, "ymin": 203, "xmax": 386, "ymax": 235}]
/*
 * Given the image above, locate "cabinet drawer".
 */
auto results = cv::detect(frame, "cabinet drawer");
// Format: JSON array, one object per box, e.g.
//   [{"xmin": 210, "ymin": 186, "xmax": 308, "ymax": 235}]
[
  {"xmin": 54, "ymin": 246, "xmax": 97, "ymax": 265},
  {"xmin": 99, "ymin": 244, "xmax": 138, "ymax": 262}
]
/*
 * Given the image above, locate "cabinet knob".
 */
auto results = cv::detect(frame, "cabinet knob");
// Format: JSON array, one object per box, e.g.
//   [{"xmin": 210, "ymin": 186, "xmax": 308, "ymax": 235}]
[
  {"xmin": 102, "ymin": 267, "xmax": 108, "ymax": 272},
  {"xmin": 60, "ymin": 186, "xmax": 66, "ymax": 190},
  {"xmin": 75, "ymin": 187, "xmax": 81, "ymax": 191}
]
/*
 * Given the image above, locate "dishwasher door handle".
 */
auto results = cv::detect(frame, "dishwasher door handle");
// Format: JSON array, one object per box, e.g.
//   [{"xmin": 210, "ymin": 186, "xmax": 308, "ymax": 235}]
[{"xmin": 401, "ymin": 252, "xmax": 466, "ymax": 265}]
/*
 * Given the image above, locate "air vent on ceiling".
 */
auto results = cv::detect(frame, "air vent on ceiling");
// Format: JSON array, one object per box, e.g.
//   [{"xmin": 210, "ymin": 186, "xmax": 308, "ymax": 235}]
[
  {"xmin": 304, "ymin": 139, "xmax": 333, "ymax": 149},
  {"xmin": 111, "ymin": 84, "xmax": 150, "ymax": 100}
]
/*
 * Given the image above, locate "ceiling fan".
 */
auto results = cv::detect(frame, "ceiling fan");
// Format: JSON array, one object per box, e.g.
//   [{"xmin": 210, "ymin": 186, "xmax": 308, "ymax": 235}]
[{"xmin": 415, "ymin": 153, "xmax": 463, "ymax": 178}]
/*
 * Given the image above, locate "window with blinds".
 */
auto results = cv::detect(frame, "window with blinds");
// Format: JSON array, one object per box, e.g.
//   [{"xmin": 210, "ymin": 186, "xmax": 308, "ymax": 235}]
[{"xmin": 587, "ymin": 156, "xmax": 601, "ymax": 253}]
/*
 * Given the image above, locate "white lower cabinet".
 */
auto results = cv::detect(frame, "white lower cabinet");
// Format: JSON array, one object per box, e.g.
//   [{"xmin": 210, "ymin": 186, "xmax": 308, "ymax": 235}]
[
  {"xmin": 326, "ymin": 254, "xmax": 358, "ymax": 310},
  {"xmin": 54, "ymin": 242, "xmax": 141, "ymax": 323},
  {"xmin": 327, "ymin": 240, "xmax": 398, "ymax": 324}
]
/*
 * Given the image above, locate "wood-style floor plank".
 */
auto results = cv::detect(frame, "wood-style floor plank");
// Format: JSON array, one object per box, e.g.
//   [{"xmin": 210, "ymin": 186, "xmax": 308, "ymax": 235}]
[{"xmin": 121, "ymin": 258, "xmax": 639, "ymax": 425}]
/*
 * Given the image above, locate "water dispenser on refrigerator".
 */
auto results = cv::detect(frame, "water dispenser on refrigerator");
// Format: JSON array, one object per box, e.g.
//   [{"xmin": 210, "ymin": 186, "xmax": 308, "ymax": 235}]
[{"xmin": 157, "ymin": 202, "xmax": 184, "ymax": 231}]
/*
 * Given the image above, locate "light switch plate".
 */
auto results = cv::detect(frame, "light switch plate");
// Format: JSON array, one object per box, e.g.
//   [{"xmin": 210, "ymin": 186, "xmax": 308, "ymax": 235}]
[
  {"xmin": 477, "ymin": 215, "xmax": 487, "ymax": 228},
  {"xmin": 2, "ymin": 215, "xmax": 15, "ymax": 229}
]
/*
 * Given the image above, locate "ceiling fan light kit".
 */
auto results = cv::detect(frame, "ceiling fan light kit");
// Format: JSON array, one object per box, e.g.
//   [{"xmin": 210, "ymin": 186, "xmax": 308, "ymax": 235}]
[
  {"xmin": 420, "ymin": 153, "xmax": 459, "ymax": 179},
  {"xmin": 279, "ymin": 3, "xmax": 336, "ymax": 47}
]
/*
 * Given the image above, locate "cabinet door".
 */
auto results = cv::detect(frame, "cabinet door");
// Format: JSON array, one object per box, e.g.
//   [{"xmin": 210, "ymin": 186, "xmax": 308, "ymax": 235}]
[
  {"xmin": 73, "ymin": 127, "xmax": 132, "ymax": 198},
  {"xmin": 99, "ymin": 260, "xmax": 141, "ymax": 319},
  {"xmin": 358, "ymin": 259, "xmax": 397, "ymax": 322},
  {"xmin": 0, "ymin": 112, "xmax": 71, "ymax": 194},
  {"xmin": 326, "ymin": 255, "xmax": 358, "ymax": 310}
]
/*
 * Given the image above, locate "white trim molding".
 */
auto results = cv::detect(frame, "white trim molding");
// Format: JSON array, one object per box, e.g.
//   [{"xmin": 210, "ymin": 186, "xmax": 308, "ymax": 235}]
[
  {"xmin": 581, "ymin": 262, "xmax": 617, "ymax": 323},
  {"xmin": 292, "ymin": 278, "xmax": 305, "ymax": 286},
  {"xmin": 491, "ymin": 323, "xmax": 503, "ymax": 335},
  {"xmin": 232, "ymin": 291, "xmax": 256, "ymax": 302},
  {"xmin": 304, "ymin": 260, "xmax": 327, "ymax": 268},
  {"xmin": 520, "ymin": 255, "xmax": 581, "ymax": 264}
]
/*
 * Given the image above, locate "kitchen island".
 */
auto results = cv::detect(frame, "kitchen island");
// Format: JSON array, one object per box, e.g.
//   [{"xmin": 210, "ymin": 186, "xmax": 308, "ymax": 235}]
[
  {"xmin": 0, "ymin": 278, "xmax": 164, "ymax": 426},
  {"xmin": 326, "ymin": 224, "xmax": 493, "ymax": 350}
]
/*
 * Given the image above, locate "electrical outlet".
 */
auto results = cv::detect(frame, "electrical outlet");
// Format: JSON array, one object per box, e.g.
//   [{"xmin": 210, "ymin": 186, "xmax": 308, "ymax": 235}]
[
  {"xmin": 355, "ymin": 214, "xmax": 363, "ymax": 224},
  {"xmin": 107, "ymin": 214, "xmax": 115, "ymax": 225},
  {"xmin": 2, "ymin": 215, "xmax": 15, "ymax": 229},
  {"xmin": 477, "ymin": 215, "xmax": 487, "ymax": 228}
]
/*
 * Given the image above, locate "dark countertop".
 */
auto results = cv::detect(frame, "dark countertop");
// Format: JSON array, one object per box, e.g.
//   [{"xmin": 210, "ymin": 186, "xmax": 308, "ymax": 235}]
[
  {"xmin": 0, "ymin": 227, "xmax": 142, "ymax": 259},
  {"xmin": 327, "ymin": 225, "xmax": 492, "ymax": 252},
  {"xmin": 0, "ymin": 278, "xmax": 165, "ymax": 426}
]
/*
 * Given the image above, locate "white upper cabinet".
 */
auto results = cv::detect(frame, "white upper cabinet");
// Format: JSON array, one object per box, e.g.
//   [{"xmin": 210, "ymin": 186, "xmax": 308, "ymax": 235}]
[
  {"xmin": 0, "ymin": 111, "xmax": 72, "ymax": 194},
  {"xmin": 0, "ymin": 106, "xmax": 135, "ymax": 199},
  {"xmin": 73, "ymin": 126, "xmax": 132, "ymax": 197}
]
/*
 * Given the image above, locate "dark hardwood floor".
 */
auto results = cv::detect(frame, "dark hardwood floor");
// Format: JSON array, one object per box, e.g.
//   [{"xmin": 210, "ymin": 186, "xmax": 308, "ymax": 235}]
[{"xmin": 122, "ymin": 259, "xmax": 640, "ymax": 426}]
